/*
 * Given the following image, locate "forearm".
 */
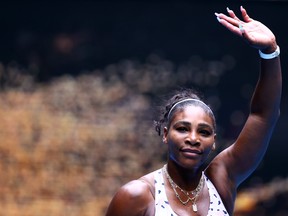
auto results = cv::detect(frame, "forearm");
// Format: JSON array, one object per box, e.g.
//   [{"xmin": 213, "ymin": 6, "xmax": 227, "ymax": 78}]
[{"xmin": 250, "ymin": 54, "xmax": 282, "ymax": 123}]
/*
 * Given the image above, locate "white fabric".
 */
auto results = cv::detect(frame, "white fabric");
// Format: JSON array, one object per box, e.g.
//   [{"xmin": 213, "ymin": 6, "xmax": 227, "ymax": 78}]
[{"xmin": 154, "ymin": 168, "xmax": 229, "ymax": 216}]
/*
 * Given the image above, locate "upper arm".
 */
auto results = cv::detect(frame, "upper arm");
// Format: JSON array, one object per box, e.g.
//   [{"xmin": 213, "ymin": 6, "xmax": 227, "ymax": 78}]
[
  {"xmin": 105, "ymin": 180, "xmax": 154, "ymax": 216},
  {"xmin": 216, "ymin": 113, "xmax": 279, "ymax": 186},
  {"xmin": 206, "ymin": 115, "xmax": 276, "ymax": 213}
]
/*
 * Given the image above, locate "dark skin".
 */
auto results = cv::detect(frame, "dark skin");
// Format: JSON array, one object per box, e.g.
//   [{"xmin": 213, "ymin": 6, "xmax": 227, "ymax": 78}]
[{"xmin": 105, "ymin": 6, "xmax": 282, "ymax": 216}]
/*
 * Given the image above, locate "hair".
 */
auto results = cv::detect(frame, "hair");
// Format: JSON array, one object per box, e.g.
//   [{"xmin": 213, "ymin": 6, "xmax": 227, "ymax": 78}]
[{"xmin": 154, "ymin": 89, "xmax": 216, "ymax": 136}]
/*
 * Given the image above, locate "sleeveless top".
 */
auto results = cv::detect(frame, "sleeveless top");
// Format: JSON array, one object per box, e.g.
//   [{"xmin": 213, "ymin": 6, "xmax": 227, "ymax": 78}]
[{"xmin": 154, "ymin": 168, "xmax": 229, "ymax": 216}]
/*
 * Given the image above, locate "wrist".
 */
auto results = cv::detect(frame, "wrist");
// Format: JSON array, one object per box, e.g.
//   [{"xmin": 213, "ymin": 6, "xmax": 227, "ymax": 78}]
[
  {"xmin": 260, "ymin": 41, "xmax": 278, "ymax": 54},
  {"xmin": 259, "ymin": 45, "xmax": 280, "ymax": 59}
]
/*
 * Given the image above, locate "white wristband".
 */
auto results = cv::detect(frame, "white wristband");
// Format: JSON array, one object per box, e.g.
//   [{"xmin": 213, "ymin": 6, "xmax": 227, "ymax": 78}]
[{"xmin": 259, "ymin": 45, "xmax": 280, "ymax": 59}]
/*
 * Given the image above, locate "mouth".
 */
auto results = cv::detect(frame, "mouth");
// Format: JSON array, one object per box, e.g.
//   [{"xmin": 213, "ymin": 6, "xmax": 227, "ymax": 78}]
[{"xmin": 180, "ymin": 148, "xmax": 202, "ymax": 157}]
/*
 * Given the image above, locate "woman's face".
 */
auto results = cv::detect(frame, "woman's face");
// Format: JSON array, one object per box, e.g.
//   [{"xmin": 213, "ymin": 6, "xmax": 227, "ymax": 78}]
[{"xmin": 163, "ymin": 105, "xmax": 216, "ymax": 169}]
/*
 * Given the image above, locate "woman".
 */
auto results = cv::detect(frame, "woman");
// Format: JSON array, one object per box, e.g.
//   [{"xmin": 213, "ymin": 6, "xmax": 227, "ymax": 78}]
[{"xmin": 105, "ymin": 6, "xmax": 281, "ymax": 216}]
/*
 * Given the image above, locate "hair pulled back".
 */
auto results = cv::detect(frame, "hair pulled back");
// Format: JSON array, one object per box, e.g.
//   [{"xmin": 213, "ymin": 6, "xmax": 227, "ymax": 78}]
[{"xmin": 154, "ymin": 89, "xmax": 216, "ymax": 136}]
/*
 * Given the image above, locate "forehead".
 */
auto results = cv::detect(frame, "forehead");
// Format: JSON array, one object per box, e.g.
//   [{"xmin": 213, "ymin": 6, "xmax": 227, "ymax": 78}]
[{"xmin": 171, "ymin": 105, "xmax": 213, "ymax": 125}]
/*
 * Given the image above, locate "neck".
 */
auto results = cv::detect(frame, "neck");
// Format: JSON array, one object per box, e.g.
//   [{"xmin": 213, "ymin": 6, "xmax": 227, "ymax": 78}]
[{"xmin": 166, "ymin": 162, "xmax": 203, "ymax": 191}]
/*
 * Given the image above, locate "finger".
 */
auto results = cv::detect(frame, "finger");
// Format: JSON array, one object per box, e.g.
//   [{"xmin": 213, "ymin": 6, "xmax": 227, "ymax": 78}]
[
  {"xmin": 226, "ymin": 7, "xmax": 240, "ymax": 21},
  {"xmin": 215, "ymin": 12, "xmax": 240, "ymax": 27},
  {"xmin": 240, "ymin": 6, "xmax": 252, "ymax": 22},
  {"xmin": 216, "ymin": 16, "xmax": 243, "ymax": 37}
]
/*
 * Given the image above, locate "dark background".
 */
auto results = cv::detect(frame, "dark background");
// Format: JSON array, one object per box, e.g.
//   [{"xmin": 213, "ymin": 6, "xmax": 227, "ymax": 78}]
[{"xmin": 0, "ymin": 1, "xmax": 287, "ymax": 186}]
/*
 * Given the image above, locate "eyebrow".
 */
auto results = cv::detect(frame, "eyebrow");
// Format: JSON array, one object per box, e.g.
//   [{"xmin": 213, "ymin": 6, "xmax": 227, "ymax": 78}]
[{"xmin": 173, "ymin": 121, "xmax": 191, "ymax": 127}]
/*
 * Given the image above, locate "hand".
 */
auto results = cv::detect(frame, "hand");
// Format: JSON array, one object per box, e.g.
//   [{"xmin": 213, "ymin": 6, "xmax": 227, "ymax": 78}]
[{"xmin": 215, "ymin": 6, "xmax": 277, "ymax": 53}]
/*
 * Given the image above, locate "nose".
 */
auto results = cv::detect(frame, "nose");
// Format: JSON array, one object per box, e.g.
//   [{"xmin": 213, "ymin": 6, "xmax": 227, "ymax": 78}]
[{"xmin": 185, "ymin": 131, "xmax": 200, "ymax": 146}]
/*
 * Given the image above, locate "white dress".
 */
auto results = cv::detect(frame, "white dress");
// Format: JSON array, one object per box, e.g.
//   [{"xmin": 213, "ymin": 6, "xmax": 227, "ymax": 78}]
[{"xmin": 154, "ymin": 168, "xmax": 229, "ymax": 216}]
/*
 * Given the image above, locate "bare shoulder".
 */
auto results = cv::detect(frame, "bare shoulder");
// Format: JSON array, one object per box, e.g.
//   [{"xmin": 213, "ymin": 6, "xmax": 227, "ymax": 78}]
[{"xmin": 106, "ymin": 173, "xmax": 155, "ymax": 216}]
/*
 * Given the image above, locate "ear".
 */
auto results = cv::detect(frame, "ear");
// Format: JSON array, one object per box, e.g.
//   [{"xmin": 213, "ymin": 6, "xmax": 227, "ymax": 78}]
[
  {"xmin": 212, "ymin": 143, "xmax": 216, "ymax": 151},
  {"xmin": 162, "ymin": 127, "xmax": 168, "ymax": 144},
  {"xmin": 212, "ymin": 133, "xmax": 217, "ymax": 150}
]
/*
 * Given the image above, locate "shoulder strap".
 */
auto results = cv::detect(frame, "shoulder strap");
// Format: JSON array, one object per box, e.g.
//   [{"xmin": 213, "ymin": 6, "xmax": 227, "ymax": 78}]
[{"xmin": 139, "ymin": 175, "xmax": 155, "ymax": 199}]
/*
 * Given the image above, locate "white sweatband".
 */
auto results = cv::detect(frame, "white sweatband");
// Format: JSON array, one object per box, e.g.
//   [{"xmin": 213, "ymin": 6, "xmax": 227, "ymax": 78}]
[{"xmin": 259, "ymin": 45, "xmax": 280, "ymax": 59}]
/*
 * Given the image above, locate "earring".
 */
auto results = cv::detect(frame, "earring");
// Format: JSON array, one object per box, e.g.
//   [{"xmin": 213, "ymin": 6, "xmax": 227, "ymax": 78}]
[{"xmin": 212, "ymin": 143, "xmax": 216, "ymax": 150}]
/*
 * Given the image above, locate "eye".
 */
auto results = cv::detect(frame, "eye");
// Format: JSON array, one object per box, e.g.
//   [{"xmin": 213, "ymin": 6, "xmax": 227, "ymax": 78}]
[
  {"xmin": 199, "ymin": 129, "xmax": 212, "ymax": 137},
  {"xmin": 177, "ymin": 127, "xmax": 189, "ymax": 132}
]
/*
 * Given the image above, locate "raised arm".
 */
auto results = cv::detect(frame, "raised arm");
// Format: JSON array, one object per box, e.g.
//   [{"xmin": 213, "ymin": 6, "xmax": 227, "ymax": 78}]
[{"xmin": 214, "ymin": 7, "xmax": 282, "ymax": 185}]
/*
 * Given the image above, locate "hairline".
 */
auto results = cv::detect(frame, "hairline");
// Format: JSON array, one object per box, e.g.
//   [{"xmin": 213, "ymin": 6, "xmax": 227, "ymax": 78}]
[{"xmin": 167, "ymin": 100, "xmax": 216, "ymax": 131}]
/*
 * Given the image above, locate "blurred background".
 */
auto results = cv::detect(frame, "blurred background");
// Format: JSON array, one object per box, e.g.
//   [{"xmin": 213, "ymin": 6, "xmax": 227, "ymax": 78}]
[{"xmin": 0, "ymin": 1, "xmax": 287, "ymax": 215}]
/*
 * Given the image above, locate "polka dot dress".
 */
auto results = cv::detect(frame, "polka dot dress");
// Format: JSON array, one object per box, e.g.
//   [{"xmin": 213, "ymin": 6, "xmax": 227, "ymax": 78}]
[
  {"xmin": 154, "ymin": 168, "xmax": 229, "ymax": 216},
  {"xmin": 205, "ymin": 176, "xmax": 229, "ymax": 216}
]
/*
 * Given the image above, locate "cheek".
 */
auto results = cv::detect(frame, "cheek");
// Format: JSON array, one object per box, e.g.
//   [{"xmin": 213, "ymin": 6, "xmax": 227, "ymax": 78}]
[
  {"xmin": 167, "ymin": 141, "xmax": 180, "ymax": 161},
  {"xmin": 166, "ymin": 138, "xmax": 180, "ymax": 154},
  {"xmin": 203, "ymin": 147, "xmax": 212, "ymax": 155},
  {"xmin": 166, "ymin": 135, "xmax": 182, "ymax": 149},
  {"xmin": 203, "ymin": 142, "xmax": 215, "ymax": 153}
]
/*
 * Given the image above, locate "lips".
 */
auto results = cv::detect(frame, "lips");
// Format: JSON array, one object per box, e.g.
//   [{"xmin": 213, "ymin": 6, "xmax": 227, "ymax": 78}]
[{"xmin": 181, "ymin": 148, "xmax": 202, "ymax": 155}]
